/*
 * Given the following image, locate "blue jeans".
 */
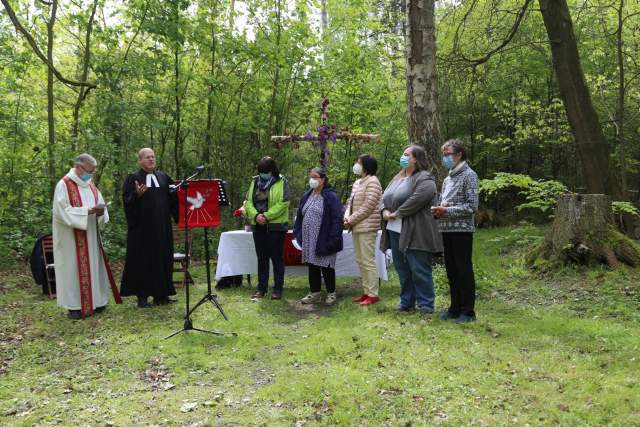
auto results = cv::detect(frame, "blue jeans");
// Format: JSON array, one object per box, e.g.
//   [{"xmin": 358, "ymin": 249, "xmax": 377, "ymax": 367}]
[{"xmin": 388, "ymin": 230, "xmax": 435, "ymax": 310}]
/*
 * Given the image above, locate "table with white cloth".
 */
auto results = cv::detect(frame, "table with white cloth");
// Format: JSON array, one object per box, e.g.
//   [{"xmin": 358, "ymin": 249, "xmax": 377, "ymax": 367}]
[{"xmin": 215, "ymin": 230, "xmax": 389, "ymax": 281}]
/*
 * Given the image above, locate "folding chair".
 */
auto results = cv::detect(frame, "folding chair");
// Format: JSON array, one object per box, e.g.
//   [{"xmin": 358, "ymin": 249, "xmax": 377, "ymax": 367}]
[
  {"xmin": 173, "ymin": 228, "xmax": 194, "ymax": 288},
  {"xmin": 41, "ymin": 236, "xmax": 56, "ymax": 299}
]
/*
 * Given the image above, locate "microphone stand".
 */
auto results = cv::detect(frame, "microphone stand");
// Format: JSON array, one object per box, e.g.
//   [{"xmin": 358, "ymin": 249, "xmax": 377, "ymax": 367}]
[{"xmin": 165, "ymin": 168, "xmax": 234, "ymax": 339}]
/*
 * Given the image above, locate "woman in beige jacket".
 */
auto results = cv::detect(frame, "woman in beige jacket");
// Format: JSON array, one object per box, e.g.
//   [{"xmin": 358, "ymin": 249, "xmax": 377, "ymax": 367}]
[{"xmin": 344, "ymin": 154, "xmax": 383, "ymax": 305}]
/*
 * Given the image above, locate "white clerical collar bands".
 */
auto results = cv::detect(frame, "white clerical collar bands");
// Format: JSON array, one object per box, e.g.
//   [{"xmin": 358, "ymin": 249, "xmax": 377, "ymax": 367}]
[{"xmin": 146, "ymin": 174, "xmax": 160, "ymax": 188}]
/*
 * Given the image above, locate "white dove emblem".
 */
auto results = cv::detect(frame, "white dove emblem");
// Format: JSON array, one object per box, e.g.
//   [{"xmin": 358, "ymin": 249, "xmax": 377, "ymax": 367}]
[{"xmin": 186, "ymin": 191, "xmax": 206, "ymax": 210}]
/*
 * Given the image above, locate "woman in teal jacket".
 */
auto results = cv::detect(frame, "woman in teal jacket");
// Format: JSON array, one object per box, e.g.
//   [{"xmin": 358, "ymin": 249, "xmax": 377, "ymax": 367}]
[{"xmin": 244, "ymin": 157, "xmax": 290, "ymax": 300}]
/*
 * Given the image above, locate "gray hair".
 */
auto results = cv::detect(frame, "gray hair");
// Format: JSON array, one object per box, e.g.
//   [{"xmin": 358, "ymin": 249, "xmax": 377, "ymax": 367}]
[
  {"xmin": 442, "ymin": 138, "xmax": 467, "ymax": 160},
  {"xmin": 73, "ymin": 153, "xmax": 97, "ymax": 167}
]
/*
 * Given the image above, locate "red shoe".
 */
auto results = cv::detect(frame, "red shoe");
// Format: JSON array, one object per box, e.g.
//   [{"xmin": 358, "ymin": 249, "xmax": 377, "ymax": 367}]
[
  {"xmin": 352, "ymin": 294, "xmax": 367, "ymax": 303},
  {"xmin": 360, "ymin": 296, "xmax": 380, "ymax": 305}
]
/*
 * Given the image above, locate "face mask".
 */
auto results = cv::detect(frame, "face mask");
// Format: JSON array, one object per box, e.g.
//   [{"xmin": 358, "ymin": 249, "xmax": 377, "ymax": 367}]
[
  {"xmin": 80, "ymin": 172, "xmax": 92, "ymax": 182},
  {"xmin": 259, "ymin": 172, "xmax": 272, "ymax": 181},
  {"xmin": 309, "ymin": 178, "xmax": 321, "ymax": 189},
  {"xmin": 399, "ymin": 155, "xmax": 410, "ymax": 169},
  {"xmin": 442, "ymin": 155, "xmax": 455, "ymax": 170},
  {"xmin": 352, "ymin": 163, "xmax": 363, "ymax": 175}
]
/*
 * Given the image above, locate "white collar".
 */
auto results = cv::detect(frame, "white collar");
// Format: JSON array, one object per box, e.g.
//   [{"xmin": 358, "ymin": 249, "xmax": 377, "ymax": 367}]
[
  {"xmin": 146, "ymin": 173, "xmax": 160, "ymax": 188},
  {"xmin": 66, "ymin": 168, "xmax": 90, "ymax": 187}
]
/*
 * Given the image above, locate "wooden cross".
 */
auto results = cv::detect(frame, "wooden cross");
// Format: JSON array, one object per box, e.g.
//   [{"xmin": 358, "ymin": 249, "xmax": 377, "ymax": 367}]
[{"xmin": 270, "ymin": 97, "xmax": 379, "ymax": 167}]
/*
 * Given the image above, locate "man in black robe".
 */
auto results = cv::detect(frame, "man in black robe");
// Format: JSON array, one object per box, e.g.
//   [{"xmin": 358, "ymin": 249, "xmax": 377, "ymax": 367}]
[{"xmin": 121, "ymin": 148, "xmax": 179, "ymax": 307}]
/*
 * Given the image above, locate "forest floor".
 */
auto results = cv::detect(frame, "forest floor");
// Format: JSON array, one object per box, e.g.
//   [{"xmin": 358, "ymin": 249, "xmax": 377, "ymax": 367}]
[{"xmin": 0, "ymin": 225, "xmax": 639, "ymax": 426}]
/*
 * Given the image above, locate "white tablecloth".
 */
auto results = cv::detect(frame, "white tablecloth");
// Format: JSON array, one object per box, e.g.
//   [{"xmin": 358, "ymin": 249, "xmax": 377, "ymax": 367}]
[{"xmin": 215, "ymin": 230, "xmax": 388, "ymax": 281}]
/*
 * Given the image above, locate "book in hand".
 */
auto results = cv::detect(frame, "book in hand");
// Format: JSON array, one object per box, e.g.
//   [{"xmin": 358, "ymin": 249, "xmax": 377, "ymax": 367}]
[{"xmin": 95, "ymin": 201, "xmax": 111, "ymax": 209}]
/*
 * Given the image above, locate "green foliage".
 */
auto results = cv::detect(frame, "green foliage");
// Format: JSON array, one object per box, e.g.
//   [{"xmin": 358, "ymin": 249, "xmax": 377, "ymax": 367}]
[
  {"xmin": 480, "ymin": 173, "xmax": 568, "ymax": 214},
  {"xmin": 612, "ymin": 201, "xmax": 640, "ymax": 217},
  {"xmin": 2, "ymin": 0, "xmax": 640, "ymax": 266}
]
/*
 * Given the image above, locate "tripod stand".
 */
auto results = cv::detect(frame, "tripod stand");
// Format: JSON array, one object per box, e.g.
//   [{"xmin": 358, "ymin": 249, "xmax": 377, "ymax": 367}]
[{"xmin": 165, "ymin": 173, "xmax": 235, "ymax": 339}]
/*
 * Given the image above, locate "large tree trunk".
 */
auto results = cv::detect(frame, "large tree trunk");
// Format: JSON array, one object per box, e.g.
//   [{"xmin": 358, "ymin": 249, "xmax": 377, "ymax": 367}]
[
  {"xmin": 538, "ymin": 0, "xmax": 621, "ymax": 198},
  {"xmin": 529, "ymin": 194, "xmax": 640, "ymax": 268},
  {"xmin": 405, "ymin": 0, "xmax": 441, "ymax": 172}
]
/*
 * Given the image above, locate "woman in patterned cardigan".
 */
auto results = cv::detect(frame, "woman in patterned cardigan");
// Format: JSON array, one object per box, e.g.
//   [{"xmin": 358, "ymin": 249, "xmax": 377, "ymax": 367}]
[{"xmin": 431, "ymin": 139, "xmax": 480, "ymax": 323}]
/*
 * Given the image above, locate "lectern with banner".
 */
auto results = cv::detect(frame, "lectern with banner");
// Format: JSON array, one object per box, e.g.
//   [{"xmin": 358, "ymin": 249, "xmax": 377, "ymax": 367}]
[{"xmin": 166, "ymin": 176, "xmax": 235, "ymax": 339}]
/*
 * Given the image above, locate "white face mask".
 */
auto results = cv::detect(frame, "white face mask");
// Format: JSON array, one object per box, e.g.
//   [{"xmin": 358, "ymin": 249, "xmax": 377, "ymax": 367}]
[
  {"xmin": 309, "ymin": 178, "xmax": 321, "ymax": 189},
  {"xmin": 352, "ymin": 163, "xmax": 363, "ymax": 175}
]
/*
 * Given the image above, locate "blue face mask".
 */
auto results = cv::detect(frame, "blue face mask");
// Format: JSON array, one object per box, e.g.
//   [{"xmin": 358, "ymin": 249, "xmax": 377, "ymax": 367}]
[
  {"xmin": 442, "ymin": 155, "xmax": 455, "ymax": 170},
  {"xmin": 80, "ymin": 172, "xmax": 92, "ymax": 182},
  {"xmin": 399, "ymin": 155, "xmax": 410, "ymax": 169},
  {"xmin": 259, "ymin": 172, "xmax": 272, "ymax": 181}
]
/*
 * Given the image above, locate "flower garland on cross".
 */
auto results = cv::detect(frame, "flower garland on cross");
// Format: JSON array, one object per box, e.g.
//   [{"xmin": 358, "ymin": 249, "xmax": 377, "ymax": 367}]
[{"xmin": 270, "ymin": 97, "xmax": 379, "ymax": 167}]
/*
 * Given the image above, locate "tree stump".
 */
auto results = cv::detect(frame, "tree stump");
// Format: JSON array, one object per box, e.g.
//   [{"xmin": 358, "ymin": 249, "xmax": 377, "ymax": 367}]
[{"xmin": 529, "ymin": 194, "xmax": 640, "ymax": 269}]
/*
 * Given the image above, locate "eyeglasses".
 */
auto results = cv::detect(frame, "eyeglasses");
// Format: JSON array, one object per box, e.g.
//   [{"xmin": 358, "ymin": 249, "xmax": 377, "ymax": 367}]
[{"xmin": 79, "ymin": 164, "xmax": 96, "ymax": 174}]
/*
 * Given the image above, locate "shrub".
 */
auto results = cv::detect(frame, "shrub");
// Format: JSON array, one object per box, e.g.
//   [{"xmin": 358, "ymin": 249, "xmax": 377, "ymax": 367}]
[{"xmin": 479, "ymin": 173, "xmax": 568, "ymax": 215}]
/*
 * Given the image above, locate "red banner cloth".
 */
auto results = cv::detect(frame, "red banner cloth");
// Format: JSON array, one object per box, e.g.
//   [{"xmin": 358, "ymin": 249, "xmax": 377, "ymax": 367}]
[
  {"xmin": 283, "ymin": 232, "xmax": 303, "ymax": 266},
  {"xmin": 177, "ymin": 180, "xmax": 221, "ymax": 228}
]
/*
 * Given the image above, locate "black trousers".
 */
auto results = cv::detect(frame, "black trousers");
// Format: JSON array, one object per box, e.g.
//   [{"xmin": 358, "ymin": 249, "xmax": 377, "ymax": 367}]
[
  {"xmin": 442, "ymin": 232, "xmax": 476, "ymax": 317},
  {"xmin": 252, "ymin": 227, "xmax": 285, "ymax": 293},
  {"xmin": 308, "ymin": 264, "xmax": 336, "ymax": 293}
]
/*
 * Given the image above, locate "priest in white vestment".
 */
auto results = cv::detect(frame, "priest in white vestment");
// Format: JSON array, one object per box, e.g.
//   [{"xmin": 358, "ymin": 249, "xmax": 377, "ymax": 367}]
[{"xmin": 52, "ymin": 154, "xmax": 119, "ymax": 319}]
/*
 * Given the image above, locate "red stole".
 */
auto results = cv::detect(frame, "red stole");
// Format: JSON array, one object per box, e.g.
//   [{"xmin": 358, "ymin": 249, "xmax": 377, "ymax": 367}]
[{"xmin": 62, "ymin": 176, "xmax": 122, "ymax": 317}]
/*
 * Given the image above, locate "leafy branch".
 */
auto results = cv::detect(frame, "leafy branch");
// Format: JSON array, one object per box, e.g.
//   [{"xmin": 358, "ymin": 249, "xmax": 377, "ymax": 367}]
[{"xmin": 0, "ymin": 0, "xmax": 97, "ymax": 89}]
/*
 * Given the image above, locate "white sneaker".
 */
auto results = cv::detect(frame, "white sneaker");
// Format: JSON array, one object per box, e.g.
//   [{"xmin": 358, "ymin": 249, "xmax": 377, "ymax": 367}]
[
  {"xmin": 325, "ymin": 292, "xmax": 337, "ymax": 305},
  {"xmin": 300, "ymin": 292, "xmax": 322, "ymax": 304}
]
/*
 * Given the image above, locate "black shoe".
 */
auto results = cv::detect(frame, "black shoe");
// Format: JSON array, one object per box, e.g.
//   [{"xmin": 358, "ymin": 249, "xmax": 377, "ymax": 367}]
[
  {"xmin": 453, "ymin": 314, "xmax": 476, "ymax": 324},
  {"xmin": 439, "ymin": 310, "xmax": 457, "ymax": 321},
  {"xmin": 94, "ymin": 306, "xmax": 106, "ymax": 313},
  {"xmin": 418, "ymin": 306, "xmax": 434, "ymax": 315},
  {"xmin": 395, "ymin": 304, "xmax": 415, "ymax": 312},
  {"xmin": 67, "ymin": 310, "xmax": 82, "ymax": 320},
  {"xmin": 137, "ymin": 297, "xmax": 152, "ymax": 308}
]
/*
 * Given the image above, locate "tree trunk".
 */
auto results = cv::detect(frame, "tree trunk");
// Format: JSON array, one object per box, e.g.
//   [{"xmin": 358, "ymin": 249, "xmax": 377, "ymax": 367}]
[
  {"xmin": 405, "ymin": 0, "xmax": 441, "ymax": 172},
  {"xmin": 529, "ymin": 194, "xmax": 640, "ymax": 268},
  {"xmin": 321, "ymin": 0, "xmax": 328, "ymax": 35},
  {"xmin": 46, "ymin": 0, "xmax": 58, "ymax": 199},
  {"xmin": 267, "ymin": 0, "xmax": 282, "ymax": 140},
  {"xmin": 614, "ymin": 0, "xmax": 627, "ymax": 194},
  {"xmin": 174, "ymin": 48, "xmax": 182, "ymax": 178},
  {"xmin": 203, "ymin": 4, "xmax": 217, "ymax": 167},
  {"xmin": 538, "ymin": 0, "xmax": 621, "ymax": 198},
  {"xmin": 71, "ymin": 0, "xmax": 99, "ymax": 152}
]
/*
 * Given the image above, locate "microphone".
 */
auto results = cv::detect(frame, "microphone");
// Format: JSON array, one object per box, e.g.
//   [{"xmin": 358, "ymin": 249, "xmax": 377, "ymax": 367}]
[{"xmin": 196, "ymin": 165, "xmax": 205, "ymax": 172}]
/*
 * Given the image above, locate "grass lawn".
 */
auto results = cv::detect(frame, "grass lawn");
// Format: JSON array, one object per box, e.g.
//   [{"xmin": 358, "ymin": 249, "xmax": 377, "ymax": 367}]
[{"xmin": 0, "ymin": 225, "xmax": 639, "ymax": 426}]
